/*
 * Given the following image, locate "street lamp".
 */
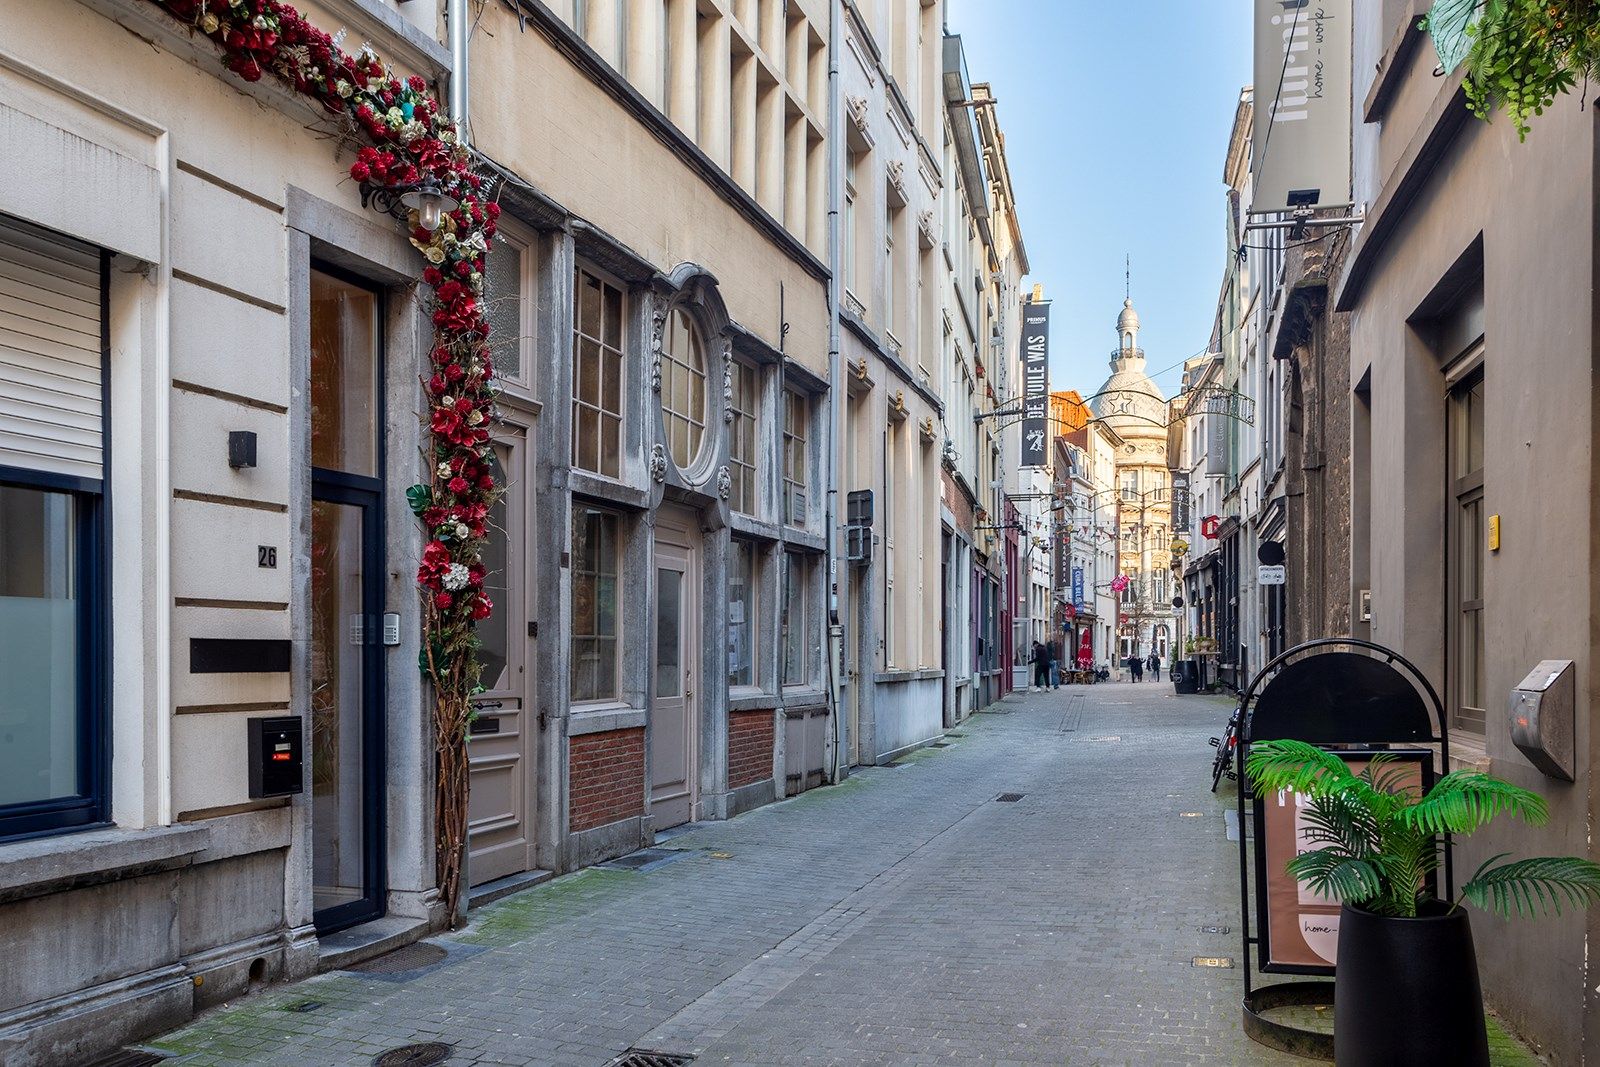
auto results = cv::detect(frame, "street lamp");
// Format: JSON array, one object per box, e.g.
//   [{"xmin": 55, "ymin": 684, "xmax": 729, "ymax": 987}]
[{"xmin": 360, "ymin": 176, "xmax": 460, "ymax": 233}]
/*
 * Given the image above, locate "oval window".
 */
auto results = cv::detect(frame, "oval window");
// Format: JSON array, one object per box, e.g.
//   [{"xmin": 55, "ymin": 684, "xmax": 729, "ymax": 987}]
[{"xmin": 660, "ymin": 308, "xmax": 706, "ymax": 469}]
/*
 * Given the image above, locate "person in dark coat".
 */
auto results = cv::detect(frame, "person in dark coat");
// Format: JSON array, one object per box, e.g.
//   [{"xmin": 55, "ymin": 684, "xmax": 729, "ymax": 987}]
[
  {"xmin": 1031, "ymin": 641, "xmax": 1049, "ymax": 690},
  {"xmin": 1147, "ymin": 651, "xmax": 1161, "ymax": 681},
  {"xmin": 1128, "ymin": 653, "xmax": 1143, "ymax": 682}
]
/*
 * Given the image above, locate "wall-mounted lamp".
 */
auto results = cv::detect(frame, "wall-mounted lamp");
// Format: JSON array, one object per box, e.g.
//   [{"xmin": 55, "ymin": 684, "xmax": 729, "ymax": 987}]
[
  {"xmin": 228, "ymin": 430, "xmax": 258, "ymax": 470},
  {"xmin": 360, "ymin": 177, "xmax": 460, "ymax": 234}
]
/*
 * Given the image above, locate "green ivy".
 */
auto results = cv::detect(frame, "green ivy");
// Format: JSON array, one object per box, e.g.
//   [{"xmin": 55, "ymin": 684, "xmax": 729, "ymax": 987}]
[{"xmin": 1426, "ymin": 0, "xmax": 1600, "ymax": 140}]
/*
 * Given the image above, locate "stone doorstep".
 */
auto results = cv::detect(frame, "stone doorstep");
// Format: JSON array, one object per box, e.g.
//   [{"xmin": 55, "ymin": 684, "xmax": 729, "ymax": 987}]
[
  {"xmin": 315, "ymin": 915, "xmax": 432, "ymax": 974},
  {"xmin": 467, "ymin": 868, "xmax": 554, "ymax": 911}
]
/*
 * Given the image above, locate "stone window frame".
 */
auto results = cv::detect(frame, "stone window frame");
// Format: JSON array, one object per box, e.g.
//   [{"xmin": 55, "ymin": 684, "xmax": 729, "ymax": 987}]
[
  {"xmin": 571, "ymin": 264, "xmax": 628, "ymax": 481},
  {"xmin": 658, "ymin": 306, "xmax": 709, "ymax": 471},
  {"xmin": 727, "ymin": 356, "xmax": 761, "ymax": 516}
]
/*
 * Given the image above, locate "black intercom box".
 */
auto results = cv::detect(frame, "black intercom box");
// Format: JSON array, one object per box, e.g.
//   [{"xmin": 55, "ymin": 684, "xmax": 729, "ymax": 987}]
[{"xmin": 247, "ymin": 716, "xmax": 304, "ymax": 798}]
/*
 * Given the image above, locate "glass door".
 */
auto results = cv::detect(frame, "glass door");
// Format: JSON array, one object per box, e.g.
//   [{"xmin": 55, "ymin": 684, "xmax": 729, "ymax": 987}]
[{"xmin": 309, "ymin": 265, "xmax": 386, "ymax": 933}]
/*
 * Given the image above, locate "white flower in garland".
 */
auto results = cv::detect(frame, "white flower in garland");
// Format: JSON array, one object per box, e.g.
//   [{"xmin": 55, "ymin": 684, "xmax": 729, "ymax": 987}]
[
  {"xmin": 437, "ymin": 461, "xmax": 453, "ymax": 478},
  {"xmin": 442, "ymin": 563, "xmax": 471, "ymax": 592}
]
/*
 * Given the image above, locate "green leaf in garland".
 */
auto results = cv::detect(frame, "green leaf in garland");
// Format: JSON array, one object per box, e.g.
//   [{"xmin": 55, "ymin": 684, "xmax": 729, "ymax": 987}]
[
  {"xmin": 406, "ymin": 483, "xmax": 433, "ymax": 516},
  {"xmin": 1425, "ymin": 0, "xmax": 1483, "ymax": 75}
]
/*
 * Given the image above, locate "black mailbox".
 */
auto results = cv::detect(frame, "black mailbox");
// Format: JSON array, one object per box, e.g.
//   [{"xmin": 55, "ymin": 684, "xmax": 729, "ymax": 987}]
[{"xmin": 247, "ymin": 716, "xmax": 303, "ymax": 798}]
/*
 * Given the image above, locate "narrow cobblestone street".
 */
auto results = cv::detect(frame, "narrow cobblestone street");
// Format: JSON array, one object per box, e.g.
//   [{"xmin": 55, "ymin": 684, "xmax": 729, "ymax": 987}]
[{"xmin": 149, "ymin": 683, "xmax": 1316, "ymax": 1066}]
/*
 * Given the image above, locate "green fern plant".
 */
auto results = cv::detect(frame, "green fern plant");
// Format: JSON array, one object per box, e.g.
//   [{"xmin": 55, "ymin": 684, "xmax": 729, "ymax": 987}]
[{"xmin": 1246, "ymin": 739, "xmax": 1600, "ymax": 919}]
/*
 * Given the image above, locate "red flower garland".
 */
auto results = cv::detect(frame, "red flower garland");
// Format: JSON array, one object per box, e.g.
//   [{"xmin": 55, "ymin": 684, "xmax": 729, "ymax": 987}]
[{"xmin": 148, "ymin": 0, "xmax": 500, "ymax": 920}]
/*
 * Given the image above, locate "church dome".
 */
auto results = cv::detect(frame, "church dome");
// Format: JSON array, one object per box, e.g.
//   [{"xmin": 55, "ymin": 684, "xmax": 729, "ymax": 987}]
[
  {"xmin": 1116, "ymin": 298, "xmax": 1139, "ymax": 335},
  {"xmin": 1089, "ymin": 297, "xmax": 1167, "ymax": 438}
]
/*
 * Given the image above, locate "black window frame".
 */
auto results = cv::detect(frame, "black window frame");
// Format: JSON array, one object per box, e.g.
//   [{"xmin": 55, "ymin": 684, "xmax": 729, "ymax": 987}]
[{"xmin": 0, "ymin": 243, "xmax": 111, "ymax": 842}]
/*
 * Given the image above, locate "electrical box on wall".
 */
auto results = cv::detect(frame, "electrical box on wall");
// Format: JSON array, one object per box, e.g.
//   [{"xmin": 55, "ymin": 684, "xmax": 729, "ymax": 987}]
[
  {"xmin": 247, "ymin": 716, "xmax": 304, "ymax": 798},
  {"xmin": 1508, "ymin": 660, "xmax": 1575, "ymax": 782}
]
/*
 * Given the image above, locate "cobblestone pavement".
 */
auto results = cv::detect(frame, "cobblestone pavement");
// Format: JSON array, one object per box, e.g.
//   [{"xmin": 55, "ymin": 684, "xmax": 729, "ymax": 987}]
[{"xmin": 143, "ymin": 683, "xmax": 1509, "ymax": 1066}]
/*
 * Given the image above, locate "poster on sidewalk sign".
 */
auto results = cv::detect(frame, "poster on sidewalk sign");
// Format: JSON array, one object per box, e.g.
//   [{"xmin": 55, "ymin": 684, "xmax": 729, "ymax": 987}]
[{"xmin": 1258, "ymin": 750, "xmax": 1430, "ymax": 972}]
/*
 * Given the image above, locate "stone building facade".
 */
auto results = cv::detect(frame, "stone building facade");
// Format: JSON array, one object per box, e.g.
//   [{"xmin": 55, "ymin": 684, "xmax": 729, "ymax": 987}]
[{"xmin": 1337, "ymin": 2, "xmax": 1600, "ymax": 1057}]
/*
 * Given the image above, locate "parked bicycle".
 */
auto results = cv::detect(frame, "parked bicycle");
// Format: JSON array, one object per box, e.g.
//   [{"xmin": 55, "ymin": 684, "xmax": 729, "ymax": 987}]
[{"xmin": 1208, "ymin": 704, "xmax": 1242, "ymax": 791}]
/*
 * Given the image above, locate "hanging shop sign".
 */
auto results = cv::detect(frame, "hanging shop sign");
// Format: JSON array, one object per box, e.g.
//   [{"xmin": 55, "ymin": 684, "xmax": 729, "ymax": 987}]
[
  {"xmin": 1251, "ymin": 0, "xmax": 1353, "ymax": 213},
  {"xmin": 1020, "ymin": 299, "xmax": 1050, "ymax": 467},
  {"xmin": 1071, "ymin": 565, "xmax": 1085, "ymax": 609},
  {"xmin": 1200, "ymin": 516, "xmax": 1221, "ymax": 540},
  {"xmin": 1110, "ymin": 574, "xmax": 1129, "ymax": 593}
]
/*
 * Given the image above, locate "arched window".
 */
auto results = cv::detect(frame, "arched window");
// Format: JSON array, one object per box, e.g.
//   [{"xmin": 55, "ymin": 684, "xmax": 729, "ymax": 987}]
[{"xmin": 660, "ymin": 307, "xmax": 707, "ymax": 468}]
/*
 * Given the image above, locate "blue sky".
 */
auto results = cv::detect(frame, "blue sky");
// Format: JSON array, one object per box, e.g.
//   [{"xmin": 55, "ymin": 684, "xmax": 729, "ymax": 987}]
[{"xmin": 946, "ymin": 0, "xmax": 1252, "ymax": 399}]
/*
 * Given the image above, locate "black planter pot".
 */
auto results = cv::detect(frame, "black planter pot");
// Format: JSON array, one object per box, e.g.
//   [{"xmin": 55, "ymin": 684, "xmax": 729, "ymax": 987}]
[{"xmin": 1334, "ymin": 900, "xmax": 1489, "ymax": 1067}]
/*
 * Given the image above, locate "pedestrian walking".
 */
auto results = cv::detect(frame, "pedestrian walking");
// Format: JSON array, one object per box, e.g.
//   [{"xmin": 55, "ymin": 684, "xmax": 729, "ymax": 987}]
[
  {"xmin": 1129, "ymin": 654, "xmax": 1143, "ymax": 682},
  {"xmin": 1147, "ymin": 651, "xmax": 1161, "ymax": 681},
  {"xmin": 1031, "ymin": 641, "xmax": 1049, "ymax": 690},
  {"xmin": 1047, "ymin": 642, "xmax": 1060, "ymax": 689}
]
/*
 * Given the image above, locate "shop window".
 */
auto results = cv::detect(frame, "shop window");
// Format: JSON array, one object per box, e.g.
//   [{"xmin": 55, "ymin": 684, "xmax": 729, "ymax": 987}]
[
  {"xmin": 0, "ymin": 217, "xmax": 108, "ymax": 840},
  {"xmin": 571, "ymin": 506, "xmax": 621, "ymax": 702},
  {"xmin": 572, "ymin": 267, "xmax": 625, "ymax": 479},
  {"xmin": 660, "ymin": 307, "xmax": 707, "ymax": 469},
  {"xmin": 485, "ymin": 222, "xmax": 535, "ymax": 390},
  {"xmin": 728, "ymin": 539, "xmax": 757, "ymax": 687},
  {"xmin": 780, "ymin": 550, "xmax": 812, "ymax": 686}
]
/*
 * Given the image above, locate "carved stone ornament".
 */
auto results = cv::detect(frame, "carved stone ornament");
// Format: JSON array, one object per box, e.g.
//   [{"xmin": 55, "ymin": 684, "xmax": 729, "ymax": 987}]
[
  {"xmin": 886, "ymin": 160, "xmax": 908, "ymax": 205},
  {"xmin": 650, "ymin": 443, "xmax": 668, "ymax": 482},
  {"xmin": 917, "ymin": 210, "xmax": 937, "ymax": 250},
  {"xmin": 717, "ymin": 465, "xmax": 732, "ymax": 500},
  {"xmin": 846, "ymin": 94, "xmax": 870, "ymax": 138},
  {"xmin": 722, "ymin": 339, "xmax": 735, "ymax": 423},
  {"xmin": 649, "ymin": 304, "xmax": 668, "ymax": 393}
]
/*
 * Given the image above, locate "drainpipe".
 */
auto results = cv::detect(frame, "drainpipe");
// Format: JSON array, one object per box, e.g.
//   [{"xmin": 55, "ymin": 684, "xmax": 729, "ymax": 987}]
[
  {"xmin": 823, "ymin": 0, "xmax": 846, "ymax": 782},
  {"xmin": 448, "ymin": 0, "xmax": 470, "ymax": 144}
]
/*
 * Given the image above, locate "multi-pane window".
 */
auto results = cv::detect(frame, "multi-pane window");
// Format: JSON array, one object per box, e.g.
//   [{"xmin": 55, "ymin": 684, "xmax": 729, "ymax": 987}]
[
  {"xmin": 660, "ymin": 307, "xmax": 707, "ymax": 469},
  {"xmin": 728, "ymin": 359, "xmax": 759, "ymax": 514},
  {"xmin": 1120, "ymin": 469, "xmax": 1139, "ymax": 500},
  {"xmin": 486, "ymin": 225, "xmax": 534, "ymax": 387},
  {"xmin": 570, "ymin": 506, "xmax": 620, "ymax": 702},
  {"xmin": 782, "ymin": 390, "xmax": 808, "ymax": 526},
  {"xmin": 1448, "ymin": 365, "xmax": 1486, "ymax": 733},
  {"xmin": 0, "ymin": 218, "xmax": 107, "ymax": 840},
  {"xmin": 781, "ymin": 551, "xmax": 811, "ymax": 686},
  {"xmin": 573, "ymin": 268, "xmax": 625, "ymax": 478},
  {"xmin": 728, "ymin": 539, "xmax": 757, "ymax": 687}
]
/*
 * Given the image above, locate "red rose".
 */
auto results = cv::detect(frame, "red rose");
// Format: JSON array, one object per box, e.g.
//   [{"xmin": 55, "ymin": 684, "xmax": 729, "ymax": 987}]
[
  {"xmin": 423, "ymin": 267, "xmax": 442, "ymax": 286},
  {"xmin": 477, "ymin": 474, "xmax": 494, "ymax": 491},
  {"xmin": 444, "ymin": 363, "xmax": 465, "ymax": 382},
  {"xmin": 447, "ymin": 476, "xmax": 469, "ymax": 495}
]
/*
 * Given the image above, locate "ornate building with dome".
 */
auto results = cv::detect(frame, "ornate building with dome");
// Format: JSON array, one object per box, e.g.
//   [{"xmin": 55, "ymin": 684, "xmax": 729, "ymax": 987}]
[{"xmin": 1089, "ymin": 299, "xmax": 1177, "ymax": 665}]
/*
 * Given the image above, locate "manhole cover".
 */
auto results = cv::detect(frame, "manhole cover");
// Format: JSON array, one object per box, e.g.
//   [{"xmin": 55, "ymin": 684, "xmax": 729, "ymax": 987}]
[
  {"xmin": 283, "ymin": 1000, "xmax": 324, "ymax": 1013},
  {"xmin": 995, "ymin": 792, "xmax": 1027, "ymax": 803},
  {"xmin": 372, "ymin": 1043, "xmax": 451, "ymax": 1067},
  {"xmin": 604, "ymin": 1051, "xmax": 695, "ymax": 1067},
  {"xmin": 1192, "ymin": 956, "xmax": 1235, "ymax": 969},
  {"xmin": 350, "ymin": 943, "xmax": 448, "ymax": 975}
]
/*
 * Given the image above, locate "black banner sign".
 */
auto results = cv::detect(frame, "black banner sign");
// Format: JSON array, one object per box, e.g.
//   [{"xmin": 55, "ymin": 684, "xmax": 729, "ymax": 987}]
[{"xmin": 1021, "ymin": 300, "xmax": 1050, "ymax": 467}]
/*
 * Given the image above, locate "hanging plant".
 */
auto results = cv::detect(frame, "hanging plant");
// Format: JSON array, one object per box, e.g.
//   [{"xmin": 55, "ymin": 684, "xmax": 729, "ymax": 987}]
[
  {"xmin": 1425, "ymin": 0, "xmax": 1600, "ymax": 140},
  {"xmin": 148, "ymin": 0, "xmax": 501, "ymax": 922}
]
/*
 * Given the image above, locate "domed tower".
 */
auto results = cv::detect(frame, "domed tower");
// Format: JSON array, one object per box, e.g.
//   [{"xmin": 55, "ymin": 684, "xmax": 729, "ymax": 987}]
[{"xmin": 1088, "ymin": 297, "xmax": 1175, "ymax": 663}]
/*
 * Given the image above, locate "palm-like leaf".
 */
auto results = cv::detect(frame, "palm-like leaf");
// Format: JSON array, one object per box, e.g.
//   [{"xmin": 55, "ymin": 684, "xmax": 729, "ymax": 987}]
[
  {"xmin": 1246, "ymin": 739, "xmax": 1359, "ymax": 796},
  {"xmin": 1297, "ymin": 791, "xmax": 1380, "ymax": 857},
  {"xmin": 1286, "ymin": 849, "xmax": 1384, "ymax": 905},
  {"xmin": 1402, "ymin": 772, "xmax": 1549, "ymax": 835},
  {"xmin": 1462, "ymin": 856, "xmax": 1600, "ymax": 920}
]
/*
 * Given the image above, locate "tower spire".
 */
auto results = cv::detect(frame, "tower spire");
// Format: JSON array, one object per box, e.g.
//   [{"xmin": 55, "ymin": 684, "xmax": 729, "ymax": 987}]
[{"xmin": 1125, "ymin": 254, "xmax": 1130, "ymax": 301}]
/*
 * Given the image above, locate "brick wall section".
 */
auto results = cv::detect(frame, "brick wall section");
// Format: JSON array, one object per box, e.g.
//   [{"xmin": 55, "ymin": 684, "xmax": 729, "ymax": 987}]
[
  {"xmin": 728, "ymin": 710, "xmax": 774, "ymax": 789},
  {"xmin": 569, "ymin": 728, "xmax": 646, "ymax": 832}
]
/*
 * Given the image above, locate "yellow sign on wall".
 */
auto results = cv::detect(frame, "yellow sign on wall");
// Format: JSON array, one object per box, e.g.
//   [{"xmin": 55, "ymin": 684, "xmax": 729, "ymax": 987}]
[{"xmin": 1488, "ymin": 514, "xmax": 1500, "ymax": 552}]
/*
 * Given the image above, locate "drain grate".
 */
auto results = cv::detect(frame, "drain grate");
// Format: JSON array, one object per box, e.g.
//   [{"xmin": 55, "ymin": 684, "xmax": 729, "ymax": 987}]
[
  {"xmin": 604, "ymin": 1051, "xmax": 695, "ymax": 1067},
  {"xmin": 372, "ymin": 1042, "xmax": 451, "ymax": 1067},
  {"xmin": 995, "ymin": 792, "xmax": 1027, "ymax": 803},
  {"xmin": 349, "ymin": 942, "xmax": 447, "ymax": 975},
  {"xmin": 84, "ymin": 1050, "xmax": 167, "ymax": 1067},
  {"xmin": 600, "ymin": 847, "xmax": 691, "ymax": 872}
]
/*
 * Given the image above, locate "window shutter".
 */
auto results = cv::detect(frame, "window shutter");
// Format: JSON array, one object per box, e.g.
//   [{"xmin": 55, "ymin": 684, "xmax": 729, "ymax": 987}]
[{"xmin": 0, "ymin": 219, "xmax": 103, "ymax": 481}]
